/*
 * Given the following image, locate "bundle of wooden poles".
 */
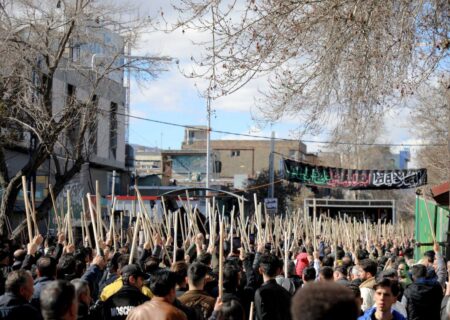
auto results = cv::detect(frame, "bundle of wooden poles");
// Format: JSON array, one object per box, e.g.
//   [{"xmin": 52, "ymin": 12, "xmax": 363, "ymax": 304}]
[{"xmin": 21, "ymin": 175, "xmax": 420, "ymax": 299}]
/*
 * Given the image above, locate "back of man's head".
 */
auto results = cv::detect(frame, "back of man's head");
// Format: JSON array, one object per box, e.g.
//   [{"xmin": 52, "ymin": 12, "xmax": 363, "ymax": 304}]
[
  {"xmin": 223, "ymin": 264, "xmax": 240, "ymax": 292},
  {"xmin": 37, "ymin": 256, "xmax": 57, "ymax": 279},
  {"xmin": 319, "ymin": 266, "xmax": 334, "ymax": 281},
  {"xmin": 291, "ymin": 282, "xmax": 358, "ymax": 320},
  {"xmin": 188, "ymin": 262, "xmax": 209, "ymax": 288},
  {"xmin": 57, "ymin": 255, "xmax": 76, "ymax": 279},
  {"xmin": 150, "ymin": 270, "xmax": 178, "ymax": 297},
  {"xmin": 40, "ymin": 280, "xmax": 77, "ymax": 320},
  {"xmin": 171, "ymin": 261, "xmax": 189, "ymax": 286},
  {"xmin": 196, "ymin": 252, "xmax": 212, "ymax": 266},
  {"xmin": 359, "ymin": 259, "xmax": 377, "ymax": 278},
  {"xmin": 71, "ymin": 279, "xmax": 89, "ymax": 299},
  {"xmin": 5, "ymin": 269, "xmax": 31, "ymax": 297},
  {"xmin": 411, "ymin": 264, "xmax": 427, "ymax": 281},
  {"xmin": 303, "ymin": 266, "xmax": 316, "ymax": 282},
  {"xmin": 117, "ymin": 254, "xmax": 130, "ymax": 273},
  {"xmin": 259, "ymin": 253, "xmax": 281, "ymax": 278}
]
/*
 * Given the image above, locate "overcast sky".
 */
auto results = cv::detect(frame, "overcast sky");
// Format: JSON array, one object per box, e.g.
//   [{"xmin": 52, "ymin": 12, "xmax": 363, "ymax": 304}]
[{"xmin": 126, "ymin": 0, "xmax": 416, "ymax": 161}]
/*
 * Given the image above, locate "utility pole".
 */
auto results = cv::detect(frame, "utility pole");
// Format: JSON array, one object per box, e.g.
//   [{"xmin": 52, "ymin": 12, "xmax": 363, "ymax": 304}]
[
  {"xmin": 206, "ymin": 2, "xmax": 217, "ymax": 191},
  {"xmin": 268, "ymin": 131, "xmax": 275, "ymax": 199},
  {"xmin": 206, "ymin": 98, "xmax": 211, "ymax": 189}
]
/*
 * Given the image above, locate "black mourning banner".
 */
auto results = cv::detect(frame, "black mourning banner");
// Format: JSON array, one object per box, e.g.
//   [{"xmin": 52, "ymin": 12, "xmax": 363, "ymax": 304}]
[{"xmin": 283, "ymin": 159, "xmax": 427, "ymax": 190}]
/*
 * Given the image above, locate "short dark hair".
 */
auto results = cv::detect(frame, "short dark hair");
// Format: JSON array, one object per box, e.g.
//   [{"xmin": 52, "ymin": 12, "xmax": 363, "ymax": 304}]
[
  {"xmin": 171, "ymin": 261, "xmax": 188, "ymax": 286},
  {"xmin": 196, "ymin": 252, "xmax": 212, "ymax": 265},
  {"xmin": 57, "ymin": 255, "xmax": 76, "ymax": 279},
  {"xmin": 223, "ymin": 264, "xmax": 240, "ymax": 292},
  {"xmin": 319, "ymin": 266, "xmax": 334, "ymax": 280},
  {"xmin": 411, "ymin": 264, "xmax": 427, "ymax": 280},
  {"xmin": 335, "ymin": 266, "xmax": 348, "ymax": 277},
  {"xmin": 336, "ymin": 249, "xmax": 345, "ymax": 260},
  {"xmin": 374, "ymin": 278, "xmax": 400, "ymax": 297},
  {"xmin": 259, "ymin": 254, "xmax": 281, "ymax": 277},
  {"xmin": 188, "ymin": 262, "xmax": 209, "ymax": 287},
  {"xmin": 71, "ymin": 279, "xmax": 90, "ymax": 298},
  {"xmin": 322, "ymin": 255, "xmax": 334, "ymax": 267},
  {"xmin": 291, "ymin": 282, "xmax": 358, "ymax": 320},
  {"xmin": 37, "ymin": 256, "xmax": 57, "ymax": 278},
  {"xmin": 344, "ymin": 283, "xmax": 361, "ymax": 299},
  {"xmin": 218, "ymin": 299, "xmax": 245, "ymax": 320},
  {"xmin": 359, "ymin": 259, "xmax": 377, "ymax": 276},
  {"xmin": 117, "ymin": 254, "xmax": 130, "ymax": 271},
  {"xmin": 303, "ymin": 266, "xmax": 316, "ymax": 282},
  {"xmin": 5, "ymin": 270, "xmax": 31, "ymax": 296},
  {"xmin": 40, "ymin": 280, "xmax": 76, "ymax": 320},
  {"xmin": 150, "ymin": 270, "xmax": 178, "ymax": 297}
]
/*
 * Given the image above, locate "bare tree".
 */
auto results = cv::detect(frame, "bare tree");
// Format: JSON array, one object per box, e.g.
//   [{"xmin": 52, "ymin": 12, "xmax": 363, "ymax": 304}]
[
  {"xmin": 0, "ymin": 0, "xmax": 170, "ymax": 237},
  {"xmin": 168, "ymin": 0, "xmax": 449, "ymax": 137},
  {"xmin": 411, "ymin": 79, "xmax": 449, "ymax": 185}
]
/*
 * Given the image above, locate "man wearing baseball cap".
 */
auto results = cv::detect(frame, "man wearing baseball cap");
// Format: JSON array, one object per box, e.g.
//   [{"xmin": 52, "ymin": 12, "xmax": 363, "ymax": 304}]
[{"xmin": 102, "ymin": 264, "xmax": 150, "ymax": 320}]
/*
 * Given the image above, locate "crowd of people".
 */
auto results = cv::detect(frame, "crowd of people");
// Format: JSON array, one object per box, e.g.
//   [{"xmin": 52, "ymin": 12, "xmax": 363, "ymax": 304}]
[{"xmin": 0, "ymin": 229, "xmax": 448, "ymax": 320}]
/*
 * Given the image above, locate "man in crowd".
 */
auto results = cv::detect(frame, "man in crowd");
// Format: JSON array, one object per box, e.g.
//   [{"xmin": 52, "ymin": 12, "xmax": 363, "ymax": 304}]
[
  {"xmin": 127, "ymin": 270, "xmax": 187, "ymax": 320},
  {"xmin": 0, "ymin": 269, "xmax": 41, "ymax": 320},
  {"xmin": 254, "ymin": 253, "xmax": 291, "ymax": 320},
  {"xmin": 334, "ymin": 266, "xmax": 350, "ymax": 286},
  {"xmin": 291, "ymin": 282, "xmax": 359, "ymax": 320},
  {"xmin": 101, "ymin": 264, "xmax": 150, "ymax": 320},
  {"xmin": 403, "ymin": 264, "xmax": 443, "ymax": 320},
  {"xmin": 71, "ymin": 279, "xmax": 91, "ymax": 320},
  {"xmin": 179, "ymin": 262, "xmax": 215, "ymax": 319},
  {"xmin": 40, "ymin": 280, "xmax": 78, "ymax": 320},
  {"xmin": 358, "ymin": 278, "xmax": 406, "ymax": 320},
  {"xmin": 31, "ymin": 256, "xmax": 57, "ymax": 312},
  {"xmin": 359, "ymin": 259, "xmax": 377, "ymax": 311}
]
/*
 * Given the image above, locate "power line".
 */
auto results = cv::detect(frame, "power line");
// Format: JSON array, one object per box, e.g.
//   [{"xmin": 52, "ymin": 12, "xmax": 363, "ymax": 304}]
[{"xmin": 108, "ymin": 109, "xmax": 446, "ymax": 148}]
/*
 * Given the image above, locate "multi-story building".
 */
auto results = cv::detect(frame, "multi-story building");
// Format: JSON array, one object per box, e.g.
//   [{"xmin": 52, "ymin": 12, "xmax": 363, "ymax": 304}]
[
  {"xmin": 158, "ymin": 127, "xmax": 314, "ymax": 187},
  {"xmin": 132, "ymin": 145, "xmax": 162, "ymax": 176},
  {"xmin": 5, "ymin": 21, "xmax": 127, "ymax": 226}
]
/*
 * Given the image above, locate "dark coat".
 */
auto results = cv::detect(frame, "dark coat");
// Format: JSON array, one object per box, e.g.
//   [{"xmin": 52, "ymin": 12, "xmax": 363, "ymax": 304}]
[
  {"xmin": 254, "ymin": 279, "xmax": 291, "ymax": 320},
  {"xmin": 404, "ymin": 278, "xmax": 443, "ymax": 320},
  {"xmin": 0, "ymin": 292, "xmax": 42, "ymax": 320},
  {"xmin": 102, "ymin": 284, "xmax": 150, "ymax": 320},
  {"xmin": 31, "ymin": 276, "xmax": 54, "ymax": 312}
]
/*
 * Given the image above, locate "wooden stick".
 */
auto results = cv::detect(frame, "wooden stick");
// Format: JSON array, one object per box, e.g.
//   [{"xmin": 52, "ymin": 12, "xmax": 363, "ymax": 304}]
[
  {"xmin": 95, "ymin": 180, "xmax": 104, "ymax": 241},
  {"xmin": 82, "ymin": 198, "xmax": 92, "ymax": 248},
  {"xmin": 22, "ymin": 176, "xmax": 33, "ymax": 241},
  {"xmin": 87, "ymin": 193, "xmax": 100, "ymax": 255},
  {"xmin": 218, "ymin": 219, "xmax": 224, "ymax": 298},
  {"xmin": 29, "ymin": 180, "xmax": 39, "ymax": 235},
  {"xmin": 67, "ymin": 190, "xmax": 74, "ymax": 245},
  {"xmin": 49, "ymin": 185, "xmax": 61, "ymax": 233},
  {"xmin": 249, "ymin": 302, "xmax": 254, "ymax": 320},
  {"xmin": 173, "ymin": 209, "xmax": 178, "ymax": 263},
  {"xmin": 129, "ymin": 215, "xmax": 141, "ymax": 264},
  {"xmin": 424, "ymin": 198, "xmax": 437, "ymax": 243}
]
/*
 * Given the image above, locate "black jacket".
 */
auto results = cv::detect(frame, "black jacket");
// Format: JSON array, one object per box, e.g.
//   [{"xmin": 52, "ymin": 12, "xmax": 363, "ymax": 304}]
[
  {"xmin": 31, "ymin": 276, "xmax": 54, "ymax": 312},
  {"xmin": 0, "ymin": 292, "xmax": 42, "ymax": 320},
  {"xmin": 102, "ymin": 284, "xmax": 150, "ymax": 320},
  {"xmin": 254, "ymin": 279, "xmax": 291, "ymax": 320},
  {"xmin": 404, "ymin": 278, "xmax": 443, "ymax": 320}
]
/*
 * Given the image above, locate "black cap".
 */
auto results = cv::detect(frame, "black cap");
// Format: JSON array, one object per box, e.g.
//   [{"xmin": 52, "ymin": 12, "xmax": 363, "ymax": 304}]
[{"xmin": 121, "ymin": 264, "xmax": 149, "ymax": 279}]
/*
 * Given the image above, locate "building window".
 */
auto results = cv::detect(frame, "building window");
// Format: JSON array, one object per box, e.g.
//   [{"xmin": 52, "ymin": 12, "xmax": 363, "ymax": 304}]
[
  {"xmin": 66, "ymin": 84, "xmax": 79, "ymax": 146},
  {"xmin": 231, "ymin": 150, "xmax": 240, "ymax": 157},
  {"xmin": 70, "ymin": 44, "xmax": 80, "ymax": 62},
  {"xmin": 89, "ymin": 95, "xmax": 98, "ymax": 155},
  {"xmin": 110, "ymin": 102, "xmax": 118, "ymax": 159}
]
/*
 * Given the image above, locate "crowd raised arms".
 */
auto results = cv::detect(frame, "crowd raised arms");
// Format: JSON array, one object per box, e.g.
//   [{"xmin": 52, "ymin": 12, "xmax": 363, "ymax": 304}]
[{"xmin": 0, "ymin": 184, "xmax": 447, "ymax": 320}]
